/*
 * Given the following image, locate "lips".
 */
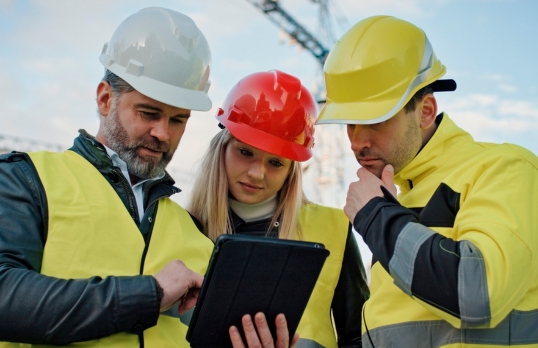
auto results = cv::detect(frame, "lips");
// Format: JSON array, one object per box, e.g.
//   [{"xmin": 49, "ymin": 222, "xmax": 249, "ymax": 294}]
[
  {"xmin": 239, "ymin": 182, "xmax": 262, "ymax": 192},
  {"xmin": 358, "ymin": 157, "xmax": 379, "ymax": 166},
  {"xmin": 140, "ymin": 146, "xmax": 163, "ymax": 157}
]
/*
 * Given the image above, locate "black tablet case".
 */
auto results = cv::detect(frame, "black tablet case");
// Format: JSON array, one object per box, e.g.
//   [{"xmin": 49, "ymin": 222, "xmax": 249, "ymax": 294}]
[{"xmin": 186, "ymin": 234, "xmax": 330, "ymax": 348}]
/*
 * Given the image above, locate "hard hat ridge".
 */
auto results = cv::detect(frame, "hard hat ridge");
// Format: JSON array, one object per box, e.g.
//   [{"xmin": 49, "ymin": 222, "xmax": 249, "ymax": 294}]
[
  {"xmin": 99, "ymin": 7, "xmax": 212, "ymax": 111},
  {"xmin": 318, "ymin": 15, "xmax": 456, "ymax": 125},
  {"xmin": 216, "ymin": 70, "xmax": 317, "ymax": 162}
]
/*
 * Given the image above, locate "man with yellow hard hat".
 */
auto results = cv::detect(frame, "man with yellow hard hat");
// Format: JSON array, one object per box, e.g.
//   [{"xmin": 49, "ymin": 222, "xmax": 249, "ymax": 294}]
[{"xmin": 318, "ymin": 15, "xmax": 538, "ymax": 347}]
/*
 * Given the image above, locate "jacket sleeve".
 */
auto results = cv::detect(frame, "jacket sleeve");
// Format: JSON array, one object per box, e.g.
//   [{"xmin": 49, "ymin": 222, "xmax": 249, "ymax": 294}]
[
  {"xmin": 0, "ymin": 153, "xmax": 160, "ymax": 345},
  {"xmin": 331, "ymin": 225, "xmax": 370, "ymax": 348},
  {"xmin": 353, "ymin": 152, "xmax": 538, "ymax": 329}
]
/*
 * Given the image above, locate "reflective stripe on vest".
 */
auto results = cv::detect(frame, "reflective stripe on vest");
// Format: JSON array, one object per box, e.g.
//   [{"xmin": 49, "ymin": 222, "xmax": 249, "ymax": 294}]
[
  {"xmin": 295, "ymin": 337, "xmax": 325, "ymax": 347},
  {"xmin": 2, "ymin": 151, "xmax": 213, "ymax": 348},
  {"xmin": 362, "ymin": 308, "xmax": 538, "ymax": 348},
  {"xmin": 295, "ymin": 204, "xmax": 349, "ymax": 348}
]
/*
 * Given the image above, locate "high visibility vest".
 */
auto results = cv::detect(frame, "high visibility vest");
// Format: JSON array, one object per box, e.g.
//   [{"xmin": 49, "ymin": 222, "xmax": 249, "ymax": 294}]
[
  {"xmin": 295, "ymin": 204, "xmax": 349, "ymax": 348},
  {"xmin": 1, "ymin": 151, "xmax": 213, "ymax": 348}
]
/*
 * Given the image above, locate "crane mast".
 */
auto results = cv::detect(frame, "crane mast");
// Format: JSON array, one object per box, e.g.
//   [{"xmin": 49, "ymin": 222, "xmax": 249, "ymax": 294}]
[
  {"xmin": 246, "ymin": 0, "xmax": 349, "ymax": 208},
  {"xmin": 246, "ymin": 0, "xmax": 330, "ymax": 70}
]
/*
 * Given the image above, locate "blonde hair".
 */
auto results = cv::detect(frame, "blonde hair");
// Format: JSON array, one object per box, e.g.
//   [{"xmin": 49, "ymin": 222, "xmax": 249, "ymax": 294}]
[{"xmin": 187, "ymin": 129, "xmax": 310, "ymax": 242}]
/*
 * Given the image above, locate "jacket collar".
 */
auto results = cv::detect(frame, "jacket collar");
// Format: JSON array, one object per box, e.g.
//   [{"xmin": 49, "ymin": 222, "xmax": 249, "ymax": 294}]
[
  {"xmin": 69, "ymin": 130, "xmax": 180, "ymax": 198},
  {"xmin": 394, "ymin": 113, "xmax": 474, "ymax": 193}
]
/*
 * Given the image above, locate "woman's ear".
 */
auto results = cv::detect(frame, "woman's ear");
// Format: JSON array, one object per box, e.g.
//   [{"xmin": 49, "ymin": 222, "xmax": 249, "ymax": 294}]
[
  {"xmin": 419, "ymin": 93, "xmax": 438, "ymax": 129},
  {"xmin": 96, "ymin": 81, "xmax": 113, "ymax": 117}
]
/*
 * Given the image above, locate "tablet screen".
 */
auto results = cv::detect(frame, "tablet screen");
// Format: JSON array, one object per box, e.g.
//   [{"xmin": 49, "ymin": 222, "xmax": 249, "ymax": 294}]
[{"xmin": 186, "ymin": 234, "xmax": 329, "ymax": 348}]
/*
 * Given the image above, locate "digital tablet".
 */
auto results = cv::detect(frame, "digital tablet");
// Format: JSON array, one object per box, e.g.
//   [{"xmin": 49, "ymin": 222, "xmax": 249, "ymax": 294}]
[{"xmin": 186, "ymin": 234, "xmax": 330, "ymax": 348}]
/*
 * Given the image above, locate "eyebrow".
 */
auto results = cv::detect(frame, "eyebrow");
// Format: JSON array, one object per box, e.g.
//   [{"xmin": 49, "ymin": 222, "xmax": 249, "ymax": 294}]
[{"xmin": 135, "ymin": 103, "xmax": 191, "ymax": 119}]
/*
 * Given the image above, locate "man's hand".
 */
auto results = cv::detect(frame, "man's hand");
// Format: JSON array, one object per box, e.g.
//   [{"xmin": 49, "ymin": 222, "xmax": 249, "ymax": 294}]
[
  {"xmin": 229, "ymin": 313, "xmax": 299, "ymax": 348},
  {"xmin": 153, "ymin": 260, "xmax": 203, "ymax": 313},
  {"xmin": 344, "ymin": 164, "xmax": 397, "ymax": 222}
]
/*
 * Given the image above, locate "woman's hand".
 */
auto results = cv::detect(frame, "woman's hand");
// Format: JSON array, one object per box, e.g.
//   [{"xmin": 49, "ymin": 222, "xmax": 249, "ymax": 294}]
[{"xmin": 229, "ymin": 312, "xmax": 299, "ymax": 348}]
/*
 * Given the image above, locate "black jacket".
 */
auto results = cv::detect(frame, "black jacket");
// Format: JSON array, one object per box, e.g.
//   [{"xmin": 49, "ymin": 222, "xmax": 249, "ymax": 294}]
[{"xmin": 0, "ymin": 131, "xmax": 182, "ymax": 345}]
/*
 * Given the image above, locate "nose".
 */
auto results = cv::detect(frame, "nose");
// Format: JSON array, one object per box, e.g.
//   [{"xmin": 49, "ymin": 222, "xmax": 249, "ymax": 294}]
[
  {"xmin": 247, "ymin": 161, "xmax": 265, "ymax": 180},
  {"xmin": 150, "ymin": 118, "xmax": 171, "ymax": 142},
  {"xmin": 347, "ymin": 124, "xmax": 371, "ymax": 153}
]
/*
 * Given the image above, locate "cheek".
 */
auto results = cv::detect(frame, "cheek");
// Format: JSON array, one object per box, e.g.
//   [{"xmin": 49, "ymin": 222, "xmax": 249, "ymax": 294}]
[
  {"xmin": 224, "ymin": 152, "xmax": 234, "ymax": 179},
  {"xmin": 170, "ymin": 124, "xmax": 187, "ymax": 142},
  {"xmin": 224, "ymin": 149, "xmax": 242, "ymax": 182},
  {"xmin": 346, "ymin": 128, "xmax": 353, "ymax": 140},
  {"xmin": 268, "ymin": 169, "xmax": 290, "ymax": 192}
]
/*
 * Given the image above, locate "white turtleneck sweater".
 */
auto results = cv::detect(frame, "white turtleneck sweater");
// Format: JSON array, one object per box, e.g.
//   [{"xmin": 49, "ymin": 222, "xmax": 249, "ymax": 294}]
[{"xmin": 228, "ymin": 194, "xmax": 277, "ymax": 222}]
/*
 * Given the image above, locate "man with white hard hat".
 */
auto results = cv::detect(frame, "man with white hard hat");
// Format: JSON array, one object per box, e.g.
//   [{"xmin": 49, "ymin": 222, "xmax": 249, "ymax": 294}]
[
  {"xmin": 318, "ymin": 15, "xmax": 538, "ymax": 348},
  {"xmin": 0, "ymin": 7, "xmax": 295, "ymax": 348}
]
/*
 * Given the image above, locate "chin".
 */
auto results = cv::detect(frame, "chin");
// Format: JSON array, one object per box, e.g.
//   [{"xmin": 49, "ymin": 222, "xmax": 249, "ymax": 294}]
[
  {"xmin": 365, "ymin": 167, "xmax": 383, "ymax": 179},
  {"xmin": 237, "ymin": 195, "xmax": 263, "ymax": 205}
]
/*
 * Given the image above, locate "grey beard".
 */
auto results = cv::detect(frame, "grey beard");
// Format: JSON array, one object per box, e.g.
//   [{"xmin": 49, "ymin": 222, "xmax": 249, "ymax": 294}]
[{"xmin": 103, "ymin": 106, "xmax": 173, "ymax": 180}]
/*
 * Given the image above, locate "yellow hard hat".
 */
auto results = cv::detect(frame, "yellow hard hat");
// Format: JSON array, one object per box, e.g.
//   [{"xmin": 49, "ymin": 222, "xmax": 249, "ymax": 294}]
[{"xmin": 317, "ymin": 15, "xmax": 456, "ymax": 125}]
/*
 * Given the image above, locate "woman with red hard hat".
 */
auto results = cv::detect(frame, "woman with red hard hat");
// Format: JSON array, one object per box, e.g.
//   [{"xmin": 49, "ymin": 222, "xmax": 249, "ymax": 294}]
[{"xmin": 188, "ymin": 70, "xmax": 369, "ymax": 348}]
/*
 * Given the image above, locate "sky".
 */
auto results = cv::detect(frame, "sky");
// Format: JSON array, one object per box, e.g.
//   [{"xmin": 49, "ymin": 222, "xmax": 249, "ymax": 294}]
[{"xmin": 1, "ymin": 0, "xmax": 537, "ymax": 272}]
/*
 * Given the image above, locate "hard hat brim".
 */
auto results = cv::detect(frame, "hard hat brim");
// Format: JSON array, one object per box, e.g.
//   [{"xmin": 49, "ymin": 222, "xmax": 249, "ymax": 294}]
[
  {"xmin": 317, "ymin": 95, "xmax": 403, "ymax": 125},
  {"xmin": 102, "ymin": 59, "xmax": 212, "ymax": 112},
  {"xmin": 430, "ymin": 79, "xmax": 457, "ymax": 92},
  {"xmin": 224, "ymin": 121, "xmax": 312, "ymax": 162},
  {"xmin": 317, "ymin": 79, "xmax": 457, "ymax": 125}
]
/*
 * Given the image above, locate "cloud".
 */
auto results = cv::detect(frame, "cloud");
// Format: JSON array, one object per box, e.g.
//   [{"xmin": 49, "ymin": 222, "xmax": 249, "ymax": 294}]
[
  {"xmin": 498, "ymin": 99, "xmax": 538, "ymax": 119},
  {"xmin": 480, "ymin": 73, "xmax": 519, "ymax": 94},
  {"xmin": 443, "ymin": 93, "xmax": 538, "ymax": 149}
]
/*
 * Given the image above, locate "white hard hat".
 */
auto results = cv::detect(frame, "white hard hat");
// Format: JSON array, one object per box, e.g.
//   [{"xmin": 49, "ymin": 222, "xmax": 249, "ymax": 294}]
[{"xmin": 99, "ymin": 7, "xmax": 212, "ymax": 111}]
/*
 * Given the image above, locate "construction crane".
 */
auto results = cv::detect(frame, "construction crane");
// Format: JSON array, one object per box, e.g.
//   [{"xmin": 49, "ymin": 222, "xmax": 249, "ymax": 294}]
[
  {"xmin": 246, "ymin": 0, "xmax": 330, "ymax": 71},
  {"xmin": 246, "ymin": 0, "xmax": 349, "ymax": 208},
  {"xmin": 0, "ymin": 133, "xmax": 65, "ymax": 155}
]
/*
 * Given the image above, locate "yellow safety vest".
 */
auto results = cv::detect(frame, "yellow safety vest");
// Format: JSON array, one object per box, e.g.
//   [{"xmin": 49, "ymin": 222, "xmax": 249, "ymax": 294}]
[
  {"xmin": 1, "ymin": 151, "xmax": 213, "ymax": 348},
  {"xmin": 295, "ymin": 203, "xmax": 349, "ymax": 348}
]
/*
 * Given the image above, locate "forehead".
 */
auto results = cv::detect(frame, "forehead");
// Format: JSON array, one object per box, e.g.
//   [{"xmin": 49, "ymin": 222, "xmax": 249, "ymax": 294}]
[
  {"xmin": 121, "ymin": 90, "xmax": 192, "ymax": 116},
  {"xmin": 229, "ymin": 138, "xmax": 291, "ymax": 162},
  {"xmin": 347, "ymin": 107, "xmax": 410, "ymax": 129}
]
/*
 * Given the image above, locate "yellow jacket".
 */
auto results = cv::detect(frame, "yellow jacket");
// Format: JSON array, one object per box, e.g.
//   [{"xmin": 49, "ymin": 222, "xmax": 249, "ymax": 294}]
[{"xmin": 354, "ymin": 114, "xmax": 538, "ymax": 347}]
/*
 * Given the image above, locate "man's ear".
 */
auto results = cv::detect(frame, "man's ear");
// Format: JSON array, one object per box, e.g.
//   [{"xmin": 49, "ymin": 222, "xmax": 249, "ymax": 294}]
[
  {"xmin": 418, "ymin": 93, "xmax": 438, "ymax": 129},
  {"xmin": 96, "ymin": 81, "xmax": 113, "ymax": 117}
]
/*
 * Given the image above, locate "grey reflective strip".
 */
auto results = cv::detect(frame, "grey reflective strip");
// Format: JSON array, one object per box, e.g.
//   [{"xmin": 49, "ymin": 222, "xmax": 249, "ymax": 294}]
[
  {"xmin": 179, "ymin": 307, "xmax": 194, "ymax": 325},
  {"xmin": 161, "ymin": 303, "xmax": 194, "ymax": 326},
  {"xmin": 389, "ymin": 222, "xmax": 434, "ymax": 295},
  {"xmin": 295, "ymin": 337, "xmax": 325, "ymax": 348},
  {"xmin": 458, "ymin": 240, "xmax": 491, "ymax": 327},
  {"xmin": 161, "ymin": 301, "xmax": 181, "ymax": 318},
  {"xmin": 363, "ymin": 308, "xmax": 538, "ymax": 347},
  {"xmin": 418, "ymin": 37, "xmax": 434, "ymax": 74}
]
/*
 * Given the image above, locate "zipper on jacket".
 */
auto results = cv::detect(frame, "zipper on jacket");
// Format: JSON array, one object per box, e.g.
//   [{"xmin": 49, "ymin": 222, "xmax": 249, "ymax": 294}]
[{"xmin": 112, "ymin": 167, "xmax": 139, "ymax": 224}]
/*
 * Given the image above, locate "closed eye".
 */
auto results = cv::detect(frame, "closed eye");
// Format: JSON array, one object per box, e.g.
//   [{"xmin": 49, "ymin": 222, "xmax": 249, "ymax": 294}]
[
  {"xmin": 139, "ymin": 111, "xmax": 159, "ymax": 120},
  {"xmin": 170, "ymin": 117, "xmax": 184, "ymax": 124},
  {"xmin": 269, "ymin": 159, "xmax": 284, "ymax": 167},
  {"xmin": 239, "ymin": 148, "xmax": 253, "ymax": 157},
  {"xmin": 370, "ymin": 121, "xmax": 386, "ymax": 131}
]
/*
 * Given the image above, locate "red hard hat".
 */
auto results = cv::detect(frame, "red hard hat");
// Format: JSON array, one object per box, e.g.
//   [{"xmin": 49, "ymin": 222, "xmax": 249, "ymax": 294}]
[{"xmin": 216, "ymin": 70, "xmax": 317, "ymax": 162}]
